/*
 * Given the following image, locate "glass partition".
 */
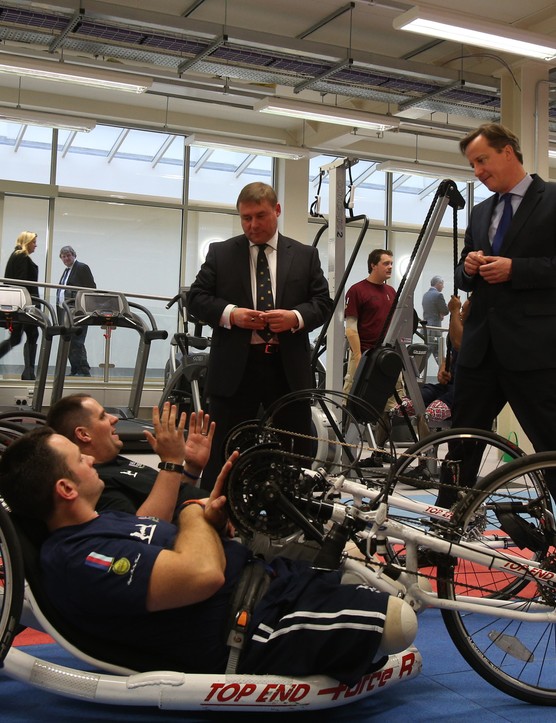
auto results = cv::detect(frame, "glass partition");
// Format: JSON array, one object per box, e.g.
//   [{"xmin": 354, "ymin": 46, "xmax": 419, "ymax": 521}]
[{"xmin": 51, "ymin": 197, "xmax": 183, "ymax": 377}]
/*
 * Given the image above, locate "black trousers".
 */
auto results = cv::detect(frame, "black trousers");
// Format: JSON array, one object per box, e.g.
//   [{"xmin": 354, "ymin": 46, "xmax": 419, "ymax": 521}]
[
  {"xmin": 436, "ymin": 344, "xmax": 556, "ymax": 507},
  {"xmin": 201, "ymin": 345, "xmax": 312, "ymax": 491}
]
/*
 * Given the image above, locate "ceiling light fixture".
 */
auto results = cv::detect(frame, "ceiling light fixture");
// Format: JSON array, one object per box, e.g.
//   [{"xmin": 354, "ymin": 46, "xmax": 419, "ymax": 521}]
[
  {"xmin": 394, "ymin": 7, "xmax": 556, "ymax": 61},
  {"xmin": 0, "ymin": 54, "xmax": 152, "ymax": 93},
  {"xmin": 377, "ymin": 159, "xmax": 476, "ymax": 182},
  {"xmin": 548, "ymin": 148, "xmax": 556, "ymax": 158},
  {"xmin": 254, "ymin": 97, "xmax": 400, "ymax": 131},
  {"xmin": 0, "ymin": 107, "xmax": 96, "ymax": 132},
  {"xmin": 184, "ymin": 133, "xmax": 310, "ymax": 160}
]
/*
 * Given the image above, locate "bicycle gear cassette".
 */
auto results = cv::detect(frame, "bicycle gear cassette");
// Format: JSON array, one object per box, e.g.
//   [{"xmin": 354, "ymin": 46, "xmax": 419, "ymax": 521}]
[{"xmin": 225, "ymin": 447, "xmax": 322, "ymax": 538}]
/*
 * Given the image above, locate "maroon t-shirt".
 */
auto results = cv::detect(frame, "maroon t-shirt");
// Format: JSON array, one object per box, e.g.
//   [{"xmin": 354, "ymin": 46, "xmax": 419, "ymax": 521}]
[{"xmin": 345, "ymin": 279, "xmax": 396, "ymax": 352}]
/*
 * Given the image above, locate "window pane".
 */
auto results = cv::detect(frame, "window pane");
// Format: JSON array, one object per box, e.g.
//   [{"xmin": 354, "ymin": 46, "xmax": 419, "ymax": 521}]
[
  {"xmin": 309, "ymin": 155, "xmax": 386, "ymax": 223},
  {"xmin": 184, "ymin": 210, "xmax": 241, "ymax": 287},
  {"xmin": 56, "ymin": 125, "xmax": 185, "ymax": 200},
  {"xmin": 188, "ymin": 146, "xmax": 272, "ymax": 204},
  {"xmin": 391, "ymin": 173, "xmax": 470, "ymax": 230},
  {"xmin": 0, "ymin": 122, "xmax": 52, "ymax": 183}
]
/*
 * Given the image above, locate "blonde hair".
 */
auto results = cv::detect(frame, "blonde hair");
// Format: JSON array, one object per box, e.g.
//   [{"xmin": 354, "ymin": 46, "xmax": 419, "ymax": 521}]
[{"xmin": 15, "ymin": 231, "xmax": 37, "ymax": 255}]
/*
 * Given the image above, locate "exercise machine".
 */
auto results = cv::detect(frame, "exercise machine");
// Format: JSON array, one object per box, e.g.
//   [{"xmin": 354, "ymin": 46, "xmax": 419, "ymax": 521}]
[
  {"xmin": 0, "ymin": 286, "xmax": 68, "ymax": 413},
  {"xmin": 51, "ymin": 290, "xmax": 168, "ymax": 450}
]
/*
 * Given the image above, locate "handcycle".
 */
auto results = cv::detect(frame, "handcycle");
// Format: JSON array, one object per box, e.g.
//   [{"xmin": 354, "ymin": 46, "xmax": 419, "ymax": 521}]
[
  {"xmin": 0, "ymin": 406, "xmax": 419, "ymax": 713},
  {"xmin": 224, "ymin": 390, "xmax": 556, "ymax": 706}
]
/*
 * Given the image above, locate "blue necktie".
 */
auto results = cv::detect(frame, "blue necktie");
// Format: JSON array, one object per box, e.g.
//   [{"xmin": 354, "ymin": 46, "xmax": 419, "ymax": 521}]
[{"xmin": 492, "ymin": 193, "xmax": 513, "ymax": 255}]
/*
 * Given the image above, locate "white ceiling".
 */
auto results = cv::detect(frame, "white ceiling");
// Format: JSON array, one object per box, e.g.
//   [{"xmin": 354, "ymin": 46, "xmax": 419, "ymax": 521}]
[{"xmin": 0, "ymin": 0, "xmax": 556, "ymax": 168}]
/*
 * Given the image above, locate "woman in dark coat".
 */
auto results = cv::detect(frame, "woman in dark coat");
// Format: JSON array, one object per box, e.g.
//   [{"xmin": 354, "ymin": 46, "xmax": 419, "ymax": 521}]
[{"xmin": 1, "ymin": 231, "xmax": 40, "ymax": 380}]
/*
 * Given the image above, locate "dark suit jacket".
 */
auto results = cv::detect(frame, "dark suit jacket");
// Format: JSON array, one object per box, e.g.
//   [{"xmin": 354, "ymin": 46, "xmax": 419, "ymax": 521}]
[
  {"xmin": 188, "ymin": 233, "xmax": 332, "ymax": 397},
  {"xmin": 4, "ymin": 250, "xmax": 39, "ymax": 298},
  {"xmin": 61, "ymin": 260, "xmax": 96, "ymax": 302},
  {"xmin": 455, "ymin": 175, "xmax": 556, "ymax": 371}
]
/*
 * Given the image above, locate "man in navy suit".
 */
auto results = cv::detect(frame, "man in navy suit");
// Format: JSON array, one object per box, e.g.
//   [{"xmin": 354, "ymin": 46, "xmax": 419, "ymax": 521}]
[
  {"xmin": 437, "ymin": 123, "xmax": 556, "ymax": 506},
  {"xmin": 57, "ymin": 245, "xmax": 96, "ymax": 376},
  {"xmin": 188, "ymin": 182, "xmax": 332, "ymax": 490}
]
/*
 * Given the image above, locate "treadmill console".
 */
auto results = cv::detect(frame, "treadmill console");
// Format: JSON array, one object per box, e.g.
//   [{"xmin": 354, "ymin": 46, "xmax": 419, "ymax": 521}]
[{"xmin": 76, "ymin": 291, "xmax": 129, "ymax": 317}]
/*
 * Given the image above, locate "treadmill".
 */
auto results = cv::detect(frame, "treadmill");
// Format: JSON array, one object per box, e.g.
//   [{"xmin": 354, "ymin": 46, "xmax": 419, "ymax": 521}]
[
  {"xmin": 50, "ymin": 290, "xmax": 168, "ymax": 451},
  {"xmin": 0, "ymin": 285, "xmax": 68, "ymax": 414}
]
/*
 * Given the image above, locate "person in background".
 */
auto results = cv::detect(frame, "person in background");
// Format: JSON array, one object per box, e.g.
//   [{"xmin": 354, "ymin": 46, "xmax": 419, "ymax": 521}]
[
  {"xmin": 188, "ymin": 182, "xmax": 332, "ymax": 490},
  {"xmin": 57, "ymin": 245, "xmax": 96, "ymax": 377},
  {"xmin": 0, "ymin": 231, "xmax": 40, "ymax": 380},
  {"xmin": 343, "ymin": 249, "xmax": 396, "ymax": 393},
  {"xmin": 422, "ymin": 275, "xmax": 448, "ymax": 362},
  {"xmin": 395, "ymin": 294, "xmax": 470, "ymax": 422},
  {"xmin": 344, "ymin": 249, "xmax": 402, "ymax": 466}
]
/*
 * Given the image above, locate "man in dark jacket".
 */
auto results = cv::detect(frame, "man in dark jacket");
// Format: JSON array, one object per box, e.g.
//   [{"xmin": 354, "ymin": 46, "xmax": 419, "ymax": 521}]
[
  {"xmin": 57, "ymin": 245, "xmax": 96, "ymax": 376},
  {"xmin": 188, "ymin": 182, "xmax": 332, "ymax": 490}
]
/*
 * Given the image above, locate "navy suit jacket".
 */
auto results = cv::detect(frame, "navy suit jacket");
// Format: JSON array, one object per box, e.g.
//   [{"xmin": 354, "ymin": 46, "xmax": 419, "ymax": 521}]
[
  {"xmin": 455, "ymin": 175, "xmax": 556, "ymax": 371},
  {"xmin": 188, "ymin": 233, "xmax": 332, "ymax": 396}
]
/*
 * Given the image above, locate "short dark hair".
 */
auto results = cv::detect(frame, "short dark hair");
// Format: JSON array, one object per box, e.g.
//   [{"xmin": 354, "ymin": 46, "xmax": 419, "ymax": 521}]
[
  {"xmin": 0, "ymin": 427, "xmax": 69, "ymax": 521},
  {"xmin": 368, "ymin": 248, "xmax": 392, "ymax": 273},
  {"xmin": 459, "ymin": 123, "xmax": 523, "ymax": 165},
  {"xmin": 46, "ymin": 393, "xmax": 92, "ymax": 442},
  {"xmin": 236, "ymin": 182, "xmax": 278, "ymax": 209}
]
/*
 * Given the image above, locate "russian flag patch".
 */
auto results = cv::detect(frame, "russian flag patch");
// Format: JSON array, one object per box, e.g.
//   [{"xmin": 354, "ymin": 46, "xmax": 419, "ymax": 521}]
[{"xmin": 85, "ymin": 552, "xmax": 114, "ymax": 571}]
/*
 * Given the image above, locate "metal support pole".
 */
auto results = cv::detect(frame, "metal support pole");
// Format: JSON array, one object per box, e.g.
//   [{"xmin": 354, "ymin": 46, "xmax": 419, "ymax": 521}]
[{"xmin": 321, "ymin": 157, "xmax": 358, "ymax": 391}]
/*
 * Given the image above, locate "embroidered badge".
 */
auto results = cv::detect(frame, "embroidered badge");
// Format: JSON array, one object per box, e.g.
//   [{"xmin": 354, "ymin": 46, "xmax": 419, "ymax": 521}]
[{"xmin": 112, "ymin": 558, "xmax": 131, "ymax": 576}]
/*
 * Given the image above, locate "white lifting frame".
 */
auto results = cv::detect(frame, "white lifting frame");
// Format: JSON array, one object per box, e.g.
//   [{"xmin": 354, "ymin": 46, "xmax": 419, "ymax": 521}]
[{"xmin": 321, "ymin": 157, "xmax": 358, "ymax": 392}]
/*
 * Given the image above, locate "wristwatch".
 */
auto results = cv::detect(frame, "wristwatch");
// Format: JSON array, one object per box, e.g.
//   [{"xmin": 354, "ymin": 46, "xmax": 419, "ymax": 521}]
[{"xmin": 158, "ymin": 461, "xmax": 185, "ymax": 475}]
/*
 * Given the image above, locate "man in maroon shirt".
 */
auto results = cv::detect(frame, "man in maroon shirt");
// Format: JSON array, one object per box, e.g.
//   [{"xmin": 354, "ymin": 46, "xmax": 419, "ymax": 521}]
[{"xmin": 344, "ymin": 249, "xmax": 399, "ymax": 466}]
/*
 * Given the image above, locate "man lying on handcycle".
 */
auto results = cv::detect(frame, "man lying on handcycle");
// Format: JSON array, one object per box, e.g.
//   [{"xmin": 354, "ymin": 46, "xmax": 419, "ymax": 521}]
[{"xmin": 0, "ymin": 409, "xmax": 416, "ymax": 684}]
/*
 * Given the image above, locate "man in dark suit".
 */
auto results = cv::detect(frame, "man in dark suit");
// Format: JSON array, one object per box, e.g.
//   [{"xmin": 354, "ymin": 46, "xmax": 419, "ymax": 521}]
[
  {"xmin": 188, "ymin": 182, "xmax": 333, "ymax": 490},
  {"xmin": 437, "ymin": 123, "xmax": 556, "ymax": 506},
  {"xmin": 57, "ymin": 245, "xmax": 96, "ymax": 376}
]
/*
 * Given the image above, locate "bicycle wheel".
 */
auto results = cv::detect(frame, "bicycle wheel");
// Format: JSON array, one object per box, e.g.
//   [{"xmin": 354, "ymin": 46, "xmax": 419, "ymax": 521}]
[
  {"xmin": 0, "ymin": 502, "xmax": 25, "ymax": 662},
  {"xmin": 392, "ymin": 427, "xmax": 526, "ymax": 507},
  {"xmin": 0, "ymin": 411, "xmax": 46, "ymax": 428},
  {"xmin": 438, "ymin": 451, "xmax": 556, "ymax": 705}
]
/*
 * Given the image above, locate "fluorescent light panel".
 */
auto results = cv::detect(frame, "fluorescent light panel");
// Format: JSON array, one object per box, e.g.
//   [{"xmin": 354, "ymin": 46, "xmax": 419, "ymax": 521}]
[
  {"xmin": 0, "ymin": 54, "xmax": 152, "ymax": 93},
  {"xmin": 548, "ymin": 149, "xmax": 556, "ymax": 158},
  {"xmin": 378, "ymin": 159, "xmax": 475, "ymax": 182},
  {"xmin": 394, "ymin": 7, "xmax": 556, "ymax": 61},
  {"xmin": 184, "ymin": 133, "xmax": 309, "ymax": 160},
  {"xmin": 255, "ymin": 97, "xmax": 400, "ymax": 131},
  {"xmin": 0, "ymin": 107, "xmax": 96, "ymax": 132}
]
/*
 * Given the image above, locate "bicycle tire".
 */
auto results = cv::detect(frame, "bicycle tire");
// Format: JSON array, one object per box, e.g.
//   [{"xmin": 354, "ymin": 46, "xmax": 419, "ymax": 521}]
[
  {"xmin": 438, "ymin": 451, "xmax": 556, "ymax": 705},
  {"xmin": 0, "ymin": 502, "xmax": 25, "ymax": 662},
  {"xmin": 381, "ymin": 427, "xmax": 529, "ymax": 571},
  {"xmin": 392, "ymin": 426, "xmax": 526, "ymax": 503},
  {"xmin": 0, "ymin": 411, "xmax": 46, "ymax": 427}
]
